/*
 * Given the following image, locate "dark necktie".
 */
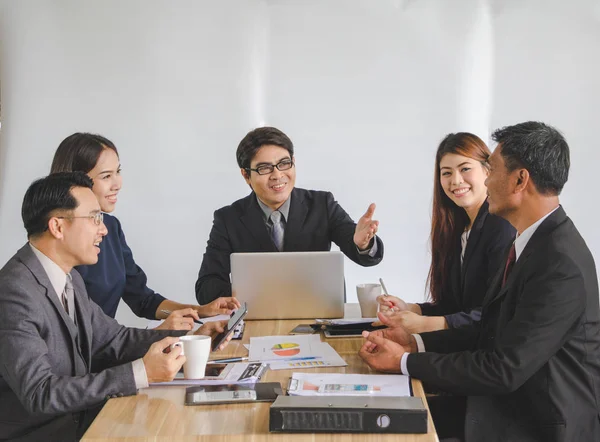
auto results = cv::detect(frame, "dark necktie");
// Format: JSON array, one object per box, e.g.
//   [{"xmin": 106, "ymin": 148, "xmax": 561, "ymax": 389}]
[{"xmin": 502, "ymin": 243, "xmax": 517, "ymax": 287}]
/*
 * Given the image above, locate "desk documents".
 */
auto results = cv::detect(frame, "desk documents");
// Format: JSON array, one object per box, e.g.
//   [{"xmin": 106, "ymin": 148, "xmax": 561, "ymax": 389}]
[
  {"xmin": 150, "ymin": 362, "xmax": 267, "ymax": 386},
  {"xmin": 288, "ymin": 372, "xmax": 412, "ymax": 397},
  {"xmin": 249, "ymin": 335, "xmax": 347, "ymax": 370}
]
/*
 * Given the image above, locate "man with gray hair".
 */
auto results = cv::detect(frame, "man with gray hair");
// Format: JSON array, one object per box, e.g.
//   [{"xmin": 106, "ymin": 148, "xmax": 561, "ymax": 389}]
[{"xmin": 360, "ymin": 122, "xmax": 600, "ymax": 442}]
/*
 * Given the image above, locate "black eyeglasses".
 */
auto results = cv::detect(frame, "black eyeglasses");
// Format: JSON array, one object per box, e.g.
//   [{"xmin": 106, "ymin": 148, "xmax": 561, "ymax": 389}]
[
  {"xmin": 246, "ymin": 159, "xmax": 294, "ymax": 176},
  {"xmin": 56, "ymin": 212, "xmax": 104, "ymax": 226}
]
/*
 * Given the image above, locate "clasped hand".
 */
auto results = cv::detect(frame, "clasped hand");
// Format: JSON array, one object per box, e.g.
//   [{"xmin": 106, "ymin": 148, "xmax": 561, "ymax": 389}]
[{"xmin": 358, "ymin": 312, "xmax": 417, "ymax": 373}]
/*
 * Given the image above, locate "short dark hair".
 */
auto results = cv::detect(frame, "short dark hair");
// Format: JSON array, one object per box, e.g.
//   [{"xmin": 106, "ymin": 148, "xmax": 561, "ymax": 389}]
[
  {"xmin": 236, "ymin": 127, "xmax": 294, "ymax": 169},
  {"xmin": 492, "ymin": 121, "xmax": 570, "ymax": 195},
  {"xmin": 22, "ymin": 172, "xmax": 94, "ymax": 238},
  {"xmin": 51, "ymin": 132, "xmax": 118, "ymax": 174}
]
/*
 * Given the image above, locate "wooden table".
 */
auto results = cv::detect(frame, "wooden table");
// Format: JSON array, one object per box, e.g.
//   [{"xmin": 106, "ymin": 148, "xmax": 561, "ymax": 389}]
[{"xmin": 82, "ymin": 318, "xmax": 438, "ymax": 441}]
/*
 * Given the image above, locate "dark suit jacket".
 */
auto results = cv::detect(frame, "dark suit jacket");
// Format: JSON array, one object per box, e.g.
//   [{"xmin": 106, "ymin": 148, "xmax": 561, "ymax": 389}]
[
  {"xmin": 0, "ymin": 244, "xmax": 182, "ymax": 442},
  {"xmin": 419, "ymin": 200, "xmax": 516, "ymax": 328},
  {"xmin": 407, "ymin": 207, "xmax": 600, "ymax": 442},
  {"xmin": 196, "ymin": 188, "xmax": 384, "ymax": 304}
]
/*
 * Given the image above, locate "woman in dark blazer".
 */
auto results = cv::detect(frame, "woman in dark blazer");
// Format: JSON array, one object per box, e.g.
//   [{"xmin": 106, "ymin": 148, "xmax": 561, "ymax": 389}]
[
  {"xmin": 50, "ymin": 133, "xmax": 240, "ymax": 330},
  {"xmin": 378, "ymin": 133, "xmax": 515, "ymax": 334}
]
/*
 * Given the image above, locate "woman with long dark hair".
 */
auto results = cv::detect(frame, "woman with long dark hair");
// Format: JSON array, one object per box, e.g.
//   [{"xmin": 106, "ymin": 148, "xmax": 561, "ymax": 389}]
[
  {"xmin": 51, "ymin": 133, "xmax": 240, "ymax": 330},
  {"xmin": 378, "ymin": 133, "xmax": 515, "ymax": 333}
]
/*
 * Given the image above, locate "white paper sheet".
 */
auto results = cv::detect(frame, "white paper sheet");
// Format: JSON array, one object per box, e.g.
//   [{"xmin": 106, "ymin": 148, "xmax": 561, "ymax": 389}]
[
  {"xmin": 248, "ymin": 335, "xmax": 346, "ymax": 370},
  {"xmin": 288, "ymin": 372, "xmax": 412, "ymax": 397}
]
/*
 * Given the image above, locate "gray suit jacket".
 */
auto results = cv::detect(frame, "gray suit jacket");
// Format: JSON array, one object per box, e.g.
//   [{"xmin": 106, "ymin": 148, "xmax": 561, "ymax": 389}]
[{"xmin": 0, "ymin": 244, "xmax": 181, "ymax": 441}]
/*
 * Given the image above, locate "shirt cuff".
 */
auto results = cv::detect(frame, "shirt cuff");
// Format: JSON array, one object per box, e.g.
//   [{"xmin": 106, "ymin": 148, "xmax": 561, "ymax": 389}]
[
  {"xmin": 400, "ymin": 334, "xmax": 425, "ymax": 375},
  {"xmin": 413, "ymin": 333, "xmax": 426, "ymax": 353},
  {"xmin": 400, "ymin": 352, "xmax": 410, "ymax": 375},
  {"xmin": 357, "ymin": 236, "xmax": 378, "ymax": 257},
  {"xmin": 132, "ymin": 358, "xmax": 149, "ymax": 390}
]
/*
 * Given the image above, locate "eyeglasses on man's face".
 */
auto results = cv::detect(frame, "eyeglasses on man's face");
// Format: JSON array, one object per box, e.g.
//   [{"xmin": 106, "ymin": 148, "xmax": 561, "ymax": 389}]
[
  {"xmin": 246, "ymin": 159, "xmax": 294, "ymax": 176},
  {"xmin": 57, "ymin": 212, "xmax": 104, "ymax": 226}
]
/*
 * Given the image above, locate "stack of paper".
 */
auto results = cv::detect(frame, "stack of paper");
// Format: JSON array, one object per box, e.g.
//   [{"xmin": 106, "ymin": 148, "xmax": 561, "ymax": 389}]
[
  {"xmin": 316, "ymin": 318, "xmax": 376, "ymax": 325},
  {"xmin": 287, "ymin": 372, "xmax": 412, "ymax": 397},
  {"xmin": 248, "ymin": 335, "xmax": 347, "ymax": 370}
]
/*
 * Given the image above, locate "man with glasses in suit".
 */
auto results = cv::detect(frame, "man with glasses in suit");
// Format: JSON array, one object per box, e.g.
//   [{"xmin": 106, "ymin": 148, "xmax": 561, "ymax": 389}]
[
  {"xmin": 195, "ymin": 126, "xmax": 384, "ymax": 304},
  {"xmin": 0, "ymin": 172, "xmax": 230, "ymax": 442}
]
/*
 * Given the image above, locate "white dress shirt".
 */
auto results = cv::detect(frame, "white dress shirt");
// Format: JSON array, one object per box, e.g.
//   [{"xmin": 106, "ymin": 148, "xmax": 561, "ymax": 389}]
[
  {"xmin": 400, "ymin": 206, "xmax": 559, "ymax": 375},
  {"xmin": 29, "ymin": 243, "xmax": 149, "ymax": 389}
]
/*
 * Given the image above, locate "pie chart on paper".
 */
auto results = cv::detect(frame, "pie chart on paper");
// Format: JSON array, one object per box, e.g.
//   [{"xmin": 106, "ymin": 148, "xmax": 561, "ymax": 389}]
[{"xmin": 271, "ymin": 343, "xmax": 300, "ymax": 357}]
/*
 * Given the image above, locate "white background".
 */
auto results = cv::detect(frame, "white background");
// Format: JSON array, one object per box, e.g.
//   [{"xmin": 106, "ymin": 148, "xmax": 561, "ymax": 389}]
[{"xmin": 1, "ymin": 0, "xmax": 599, "ymax": 328}]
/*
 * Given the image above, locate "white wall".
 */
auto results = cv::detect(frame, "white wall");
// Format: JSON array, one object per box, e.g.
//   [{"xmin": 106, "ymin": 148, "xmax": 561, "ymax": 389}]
[{"xmin": 1, "ymin": 0, "xmax": 598, "ymax": 328}]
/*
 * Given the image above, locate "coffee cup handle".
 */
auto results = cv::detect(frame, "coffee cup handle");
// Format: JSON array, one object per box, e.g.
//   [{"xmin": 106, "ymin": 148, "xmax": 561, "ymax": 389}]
[{"xmin": 170, "ymin": 341, "xmax": 184, "ymax": 355}]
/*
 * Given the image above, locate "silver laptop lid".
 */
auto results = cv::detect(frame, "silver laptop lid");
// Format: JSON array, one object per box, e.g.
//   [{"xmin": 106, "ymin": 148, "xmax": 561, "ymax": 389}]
[{"xmin": 231, "ymin": 251, "xmax": 344, "ymax": 320}]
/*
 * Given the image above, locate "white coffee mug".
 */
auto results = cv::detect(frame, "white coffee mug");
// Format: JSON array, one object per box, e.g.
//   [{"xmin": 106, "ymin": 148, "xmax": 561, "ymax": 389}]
[
  {"xmin": 356, "ymin": 283, "xmax": 382, "ymax": 318},
  {"xmin": 171, "ymin": 335, "xmax": 211, "ymax": 379}
]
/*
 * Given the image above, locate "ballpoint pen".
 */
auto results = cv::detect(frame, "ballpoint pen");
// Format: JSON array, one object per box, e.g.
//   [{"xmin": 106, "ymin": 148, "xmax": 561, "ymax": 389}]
[
  {"xmin": 378, "ymin": 278, "xmax": 389, "ymax": 295},
  {"xmin": 207, "ymin": 356, "xmax": 249, "ymax": 364},
  {"xmin": 261, "ymin": 356, "xmax": 322, "ymax": 363},
  {"xmin": 378, "ymin": 278, "xmax": 395, "ymax": 312},
  {"xmin": 160, "ymin": 309, "xmax": 203, "ymax": 325}
]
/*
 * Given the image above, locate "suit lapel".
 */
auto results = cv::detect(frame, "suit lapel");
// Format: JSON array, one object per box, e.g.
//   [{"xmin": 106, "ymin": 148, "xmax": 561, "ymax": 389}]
[
  {"xmin": 239, "ymin": 193, "xmax": 278, "ymax": 252},
  {"xmin": 283, "ymin": 189, "xmax": 307, "ymax": 251},
  {"xmin": 484, "ymin": 244, "xmax": 533, "ymax": 306},
  {"xmin": 17, "ymin": 244, "xmax": 80, "ymax": 339},
  {"xmin": 482, "ymin": 206, "xmax": 567, "ymax": 307},
  {"xmin": 461, "ymin": 201, "xmax": 489, "ymax": 287},
  {"xmin": 72, "ymin": 278, "xmax": 92, "ymax": 368}
]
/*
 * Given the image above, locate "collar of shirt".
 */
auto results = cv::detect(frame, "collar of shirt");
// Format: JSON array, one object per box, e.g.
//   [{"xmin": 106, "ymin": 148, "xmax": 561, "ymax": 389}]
[
  {"xmin": 256, "ymin": 193, "xmax": 291, "ymax": 223},
  {"xmin": 514, "ymin": 206, "xmax": 560, "ymax": 260},
  {"xmin": 29, "ymin": 243, "xmax": 68, "ymax": 299}
]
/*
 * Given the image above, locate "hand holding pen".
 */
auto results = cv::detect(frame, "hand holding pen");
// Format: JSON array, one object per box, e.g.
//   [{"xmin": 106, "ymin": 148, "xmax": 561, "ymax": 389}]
[
  {"xmin": 377, "ymin": 278, "xmax": 409, "ymax": 313},
  {"xmin": 156, "ymin": 308, "xmax": 203, "ymax": 331}
]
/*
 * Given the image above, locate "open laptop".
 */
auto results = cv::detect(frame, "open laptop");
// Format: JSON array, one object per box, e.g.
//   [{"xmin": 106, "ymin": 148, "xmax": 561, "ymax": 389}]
[{"xmin": 230, "ymin": 251, "xmax": 344, "ymax": 320}]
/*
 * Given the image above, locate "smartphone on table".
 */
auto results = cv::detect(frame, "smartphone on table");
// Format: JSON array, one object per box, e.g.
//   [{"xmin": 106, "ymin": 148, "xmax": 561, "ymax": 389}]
[{"xmin": 289, "ymin": 324, "xmax": 319, "ymax": 335}]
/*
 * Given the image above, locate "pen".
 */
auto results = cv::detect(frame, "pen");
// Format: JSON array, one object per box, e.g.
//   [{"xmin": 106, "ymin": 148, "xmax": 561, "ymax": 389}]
[
  {"xmin": 160, "ymin": 309, "xmax": 203, "ymax": 325},
  {"xmin": 260, "ymin": 356, "xmax": 322, "ymax": 363},
  {"xmin": 207, "ymin": 356, "xmax": 249, "ymax": 364},
  {"xmin": 378, "ymin": 278, "xmax": 389, "ymax": 295},
  {"xmin": 378, "ymin": 278, "xmax": 393, "ymax": 313}
]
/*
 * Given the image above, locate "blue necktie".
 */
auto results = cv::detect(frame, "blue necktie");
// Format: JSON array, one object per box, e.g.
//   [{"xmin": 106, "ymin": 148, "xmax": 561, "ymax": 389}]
[{"xmin": 270, "ymin": 210, "xmax": 284, "ymax": 251}]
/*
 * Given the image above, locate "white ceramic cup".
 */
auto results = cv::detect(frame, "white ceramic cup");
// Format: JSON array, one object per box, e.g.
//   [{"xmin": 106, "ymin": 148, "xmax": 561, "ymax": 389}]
[
  {"xmin": 356, "ymin": 283, "xmax": 382, "ymax": 318},
  {"xmin": 171, "ymin": 335, "xmax": 211, "ymax": 379}
]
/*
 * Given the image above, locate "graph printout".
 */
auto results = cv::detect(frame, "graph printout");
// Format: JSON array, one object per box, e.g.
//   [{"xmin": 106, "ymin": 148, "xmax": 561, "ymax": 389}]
[{"xmin": 248, "ymin": 335, "xmax": 346, "ymax": 370}]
